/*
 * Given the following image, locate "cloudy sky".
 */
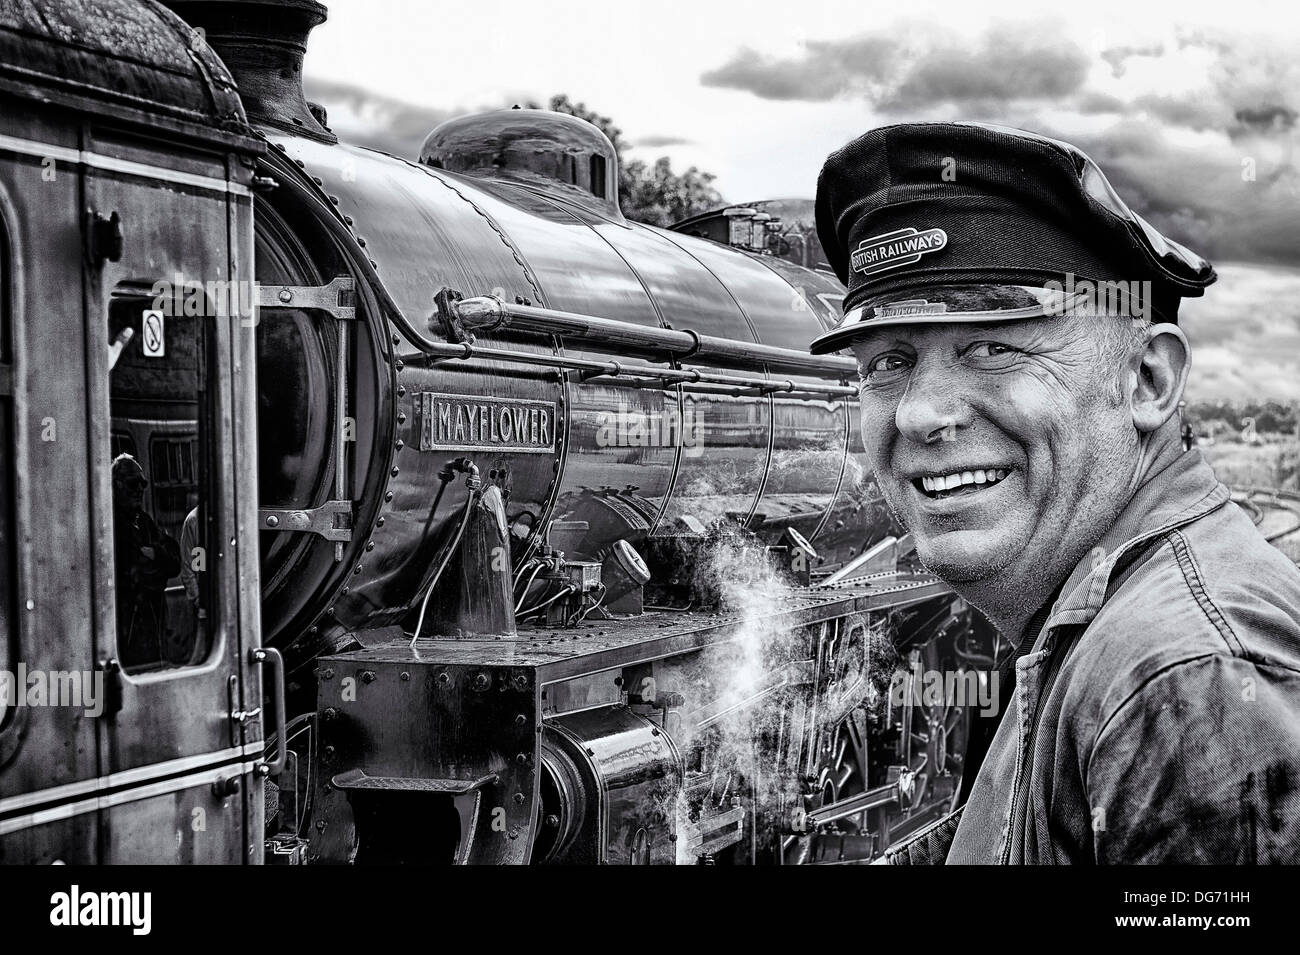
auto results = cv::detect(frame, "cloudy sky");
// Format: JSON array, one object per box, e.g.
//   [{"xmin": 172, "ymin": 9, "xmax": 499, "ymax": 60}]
[{"xmin": 304, "ymin": 0, "xmax": 1300, "ymax": 403}]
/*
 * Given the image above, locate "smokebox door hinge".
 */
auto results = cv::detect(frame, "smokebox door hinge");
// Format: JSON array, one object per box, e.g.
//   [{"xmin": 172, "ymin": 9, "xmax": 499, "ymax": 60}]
[
  {"xmin": 257, "ymin": 277, "xmax": 356, "ymax": 320},
  {"xmin": 259, "ymin": 500, "xmax": 354, "ymax": 542}
]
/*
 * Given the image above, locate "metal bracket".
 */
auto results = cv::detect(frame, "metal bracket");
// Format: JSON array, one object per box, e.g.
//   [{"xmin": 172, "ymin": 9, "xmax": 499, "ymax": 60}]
[
  {"xmin": 259, "ymin": 500, "xmax": 354, "ymax": 542},
  {"xmin": 256, "ymin": 275, "xmax": 357, "ymax": 561},
  {"xmin": 257, "ymin": 276, "xmax": 356, "ymax": 320}
]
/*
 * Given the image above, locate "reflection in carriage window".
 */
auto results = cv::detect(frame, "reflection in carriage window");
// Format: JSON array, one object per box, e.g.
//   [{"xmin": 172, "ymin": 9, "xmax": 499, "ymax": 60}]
[
  {"xmin": 0, "ymin": 214, "xmax": 13, "ymax": 719},
  {"xmin": 107, "ymin": 286, "xmax": 212, "ymax": 673}
]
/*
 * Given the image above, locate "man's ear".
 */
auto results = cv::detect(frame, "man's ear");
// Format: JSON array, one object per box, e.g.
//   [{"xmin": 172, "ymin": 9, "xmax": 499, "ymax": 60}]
[{"xmin": 1130, "ymin": 323, "xmax": 1190, "ymax": 433}]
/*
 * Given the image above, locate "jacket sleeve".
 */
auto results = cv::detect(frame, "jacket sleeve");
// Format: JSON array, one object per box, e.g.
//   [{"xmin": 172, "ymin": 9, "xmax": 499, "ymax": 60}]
[
  {"xmin": 880, "ymin": 806, "xmax": 964, "ymax": 865},
  {"xmin": 1087, "ymin": 653, "xmax": 1300, "ymax": 864}
]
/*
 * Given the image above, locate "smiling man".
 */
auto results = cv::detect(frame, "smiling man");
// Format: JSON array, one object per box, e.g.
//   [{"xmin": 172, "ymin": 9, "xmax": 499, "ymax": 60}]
[{"xmin": 812, "ymin": 122, "xmax": 1300, "ymax": 864}]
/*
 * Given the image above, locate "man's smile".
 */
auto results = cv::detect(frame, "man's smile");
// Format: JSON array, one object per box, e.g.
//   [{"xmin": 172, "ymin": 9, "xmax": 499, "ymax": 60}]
[{"xmin": 912, "ymin": 467, "xmax": 1012, "ymax": 498}]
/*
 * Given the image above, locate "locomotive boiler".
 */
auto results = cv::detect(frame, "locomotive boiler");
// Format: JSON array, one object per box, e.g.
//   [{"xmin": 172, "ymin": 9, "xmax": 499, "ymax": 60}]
[{"xmin": 0, "ymin": 0, "xmax": 996, "ymax": 864}]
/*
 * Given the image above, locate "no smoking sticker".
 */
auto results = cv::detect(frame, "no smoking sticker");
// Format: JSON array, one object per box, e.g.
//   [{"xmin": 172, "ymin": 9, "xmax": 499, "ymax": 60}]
[{"xmin": 142, "ymin": 310, "xmax": 165, "ymax": 358}]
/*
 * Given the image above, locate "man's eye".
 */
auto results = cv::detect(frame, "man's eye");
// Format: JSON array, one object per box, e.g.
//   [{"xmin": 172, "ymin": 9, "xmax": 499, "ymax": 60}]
[
  {"xmin": 966, "ymin": 342, "xmax": 1019, "ymax": 359},
  {"xmin": 864, "ymin": 353, "xmax": 911, "ymax": 378}
]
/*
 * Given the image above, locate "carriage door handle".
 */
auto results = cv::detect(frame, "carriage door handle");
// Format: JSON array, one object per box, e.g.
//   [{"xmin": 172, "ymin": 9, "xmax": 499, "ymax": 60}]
[{"xmin": 250, "ymin": 647, "xmax": 287, "ymax": 776}]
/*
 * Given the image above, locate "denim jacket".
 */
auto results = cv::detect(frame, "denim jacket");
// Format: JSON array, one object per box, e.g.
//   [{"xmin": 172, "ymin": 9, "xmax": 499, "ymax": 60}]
[{"xmin": 896, "ymin": 449, "xmax": 1300, "ymax": 864}]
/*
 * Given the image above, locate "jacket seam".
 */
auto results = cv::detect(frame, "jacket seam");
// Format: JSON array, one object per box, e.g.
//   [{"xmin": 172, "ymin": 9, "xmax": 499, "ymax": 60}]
[
  {"xmin": 1168, "ymin": 529, "xmax": 1246, "ymax": 655},
  {"xmin": 1084, "ymin": 652, "xmax": 1300, "ymax": 785}
]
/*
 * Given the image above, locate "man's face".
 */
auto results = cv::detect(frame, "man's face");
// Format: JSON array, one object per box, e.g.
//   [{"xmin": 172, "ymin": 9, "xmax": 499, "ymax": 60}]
[
  {"xmin": 113, "ymin": 461, "xmax": 148, "ymax": 514},
  {"xmin": 850, "ymin": 313, "xmax": 1139, "ymax": 589}
]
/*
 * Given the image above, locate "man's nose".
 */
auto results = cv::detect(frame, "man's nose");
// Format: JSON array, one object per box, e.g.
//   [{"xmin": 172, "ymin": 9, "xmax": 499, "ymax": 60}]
[{"xmin": 894, "ymin": 360, "xmax": 971, "ymax": 444}]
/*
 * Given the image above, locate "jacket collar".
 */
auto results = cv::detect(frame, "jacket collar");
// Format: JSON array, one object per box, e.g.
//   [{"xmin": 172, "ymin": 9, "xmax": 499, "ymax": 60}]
[{"xmin": 1039, "ymin": 448, "xmax": 1229, "ymax": 639}]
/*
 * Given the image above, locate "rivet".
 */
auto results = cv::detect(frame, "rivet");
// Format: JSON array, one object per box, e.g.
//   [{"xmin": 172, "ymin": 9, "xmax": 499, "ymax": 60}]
[
  {"xmin": 512, "ymin": 792, "xmax": 525, "ymax": 805},
  {"xmin": 397, "ymin": 411, "xmax": 407, "ymax": 424},
  {"xmin": 400, "ymin": 671, "xmax": 410, "ymax": 681},
  {"xmin": 376, "ymin": 516, "xmax": 386, "ymax": 527},
  {"xmin": 394, "ymin": 359, "xmax": 405, "ymax": 372},
  {"xmin": 395, "ymin": 439, "xmax": 404, "ymax": 450},
  {"xmin": 278, "ymin": 288, "xmax": 293, "ymax": 304},
  {"xmin": 515, "ymin": 752, "xmax": 528, "ymax": 765},
  {"xmin": 354, "ymin": 564, "xmax": 363, "ymax": 574},
  {"xmin": 329, "ymin": 195, "xmax": 339, "ymax": 204},
  {"xmin": 384, "ymin": 491, "xmax": 394, "ymax": 502},
  {"xmin": 391, "ymin": 466, "xmax": 400, "ymax": 477},
  {"xmin": 397, "ymin": 385, "xmax": 407, "ymax": 397},
  {"xmin": 321, "ymin": 668, "xmax": 335, "ymax": 680},
  {"xmin": 361, "ymin": 670, "xmax": 377, "ymax": 684},
  {"xmin": 343, "ymin": 215, "xmax": 354, "ymax": 225},
  {"xmin": 265, "ymin": 514, "xmax": 280, "ymax": 528},
  {"xmin": 357, "ymin": 236, "xmax": 367, "ymax": 247}
]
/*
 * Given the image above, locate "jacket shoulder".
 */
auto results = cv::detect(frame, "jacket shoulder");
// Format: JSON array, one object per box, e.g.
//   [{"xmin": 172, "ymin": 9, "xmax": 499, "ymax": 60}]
[{"xmin": 1059, "ymin": 501, "xmax": 1300, "ymax": 738}]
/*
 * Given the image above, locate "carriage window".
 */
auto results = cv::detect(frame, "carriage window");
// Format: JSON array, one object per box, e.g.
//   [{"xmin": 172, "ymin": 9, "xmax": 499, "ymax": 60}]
[
  {"xmin": 0, "ymin": 217, "xmax": 13, "ymax": 722},
  {"xmin": 106, "ymin": 285, "xmax": 213, "ymax": 674}
]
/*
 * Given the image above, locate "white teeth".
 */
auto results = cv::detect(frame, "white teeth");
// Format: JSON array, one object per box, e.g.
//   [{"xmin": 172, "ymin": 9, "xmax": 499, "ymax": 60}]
[{"xmin": 919, "ymin": 468, "xmax": 1010, "ymax": 494}]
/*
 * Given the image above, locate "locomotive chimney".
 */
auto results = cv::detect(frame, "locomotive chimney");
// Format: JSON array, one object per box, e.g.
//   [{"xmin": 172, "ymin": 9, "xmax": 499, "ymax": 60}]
[{"xmin": 162, "ymin": 0, "xmax": 337, "ymax": 143}]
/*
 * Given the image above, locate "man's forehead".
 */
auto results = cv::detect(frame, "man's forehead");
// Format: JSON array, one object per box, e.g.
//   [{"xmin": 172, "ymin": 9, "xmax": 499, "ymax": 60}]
[{"xmin": 846, "ymin": 315, "xmax": 1065, "ymax": 352}]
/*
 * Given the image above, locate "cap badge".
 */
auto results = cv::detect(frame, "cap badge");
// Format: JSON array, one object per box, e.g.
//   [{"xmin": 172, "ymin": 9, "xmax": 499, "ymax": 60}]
[{"xmin": 851, "ymin": 227, "xmax": 948, "ymax": 276}]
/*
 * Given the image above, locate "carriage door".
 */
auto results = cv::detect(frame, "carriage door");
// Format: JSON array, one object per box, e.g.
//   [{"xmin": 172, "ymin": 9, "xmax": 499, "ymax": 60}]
[{"xmin": 85, "ymin": 132, "xmax": 263, "ymax": 863}]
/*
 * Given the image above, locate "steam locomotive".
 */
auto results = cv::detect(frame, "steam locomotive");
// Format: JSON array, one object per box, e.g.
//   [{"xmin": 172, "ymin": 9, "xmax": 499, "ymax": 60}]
[{"xmin": 0, "ymin": 0, "xmax": 996, "ymax": 864}]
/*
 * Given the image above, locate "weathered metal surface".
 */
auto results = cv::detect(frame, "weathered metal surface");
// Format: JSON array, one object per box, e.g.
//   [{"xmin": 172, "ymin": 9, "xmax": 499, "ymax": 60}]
[
  {"xmin": 0, "ymin": 0, "xmax": 255, "ymax": 147},
  {"xmin": 324, "ymin": 573, "xmax": 949, "ymax": 684},
  {"xmin": 0, "ymin": 0, "xmax": 263, "ymax": 863}
]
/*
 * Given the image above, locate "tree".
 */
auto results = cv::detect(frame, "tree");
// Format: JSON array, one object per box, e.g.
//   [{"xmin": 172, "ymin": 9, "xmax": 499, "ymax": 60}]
[{"xmin": 524, "ymin": 94, "xmax": 722, "ymax": 227}]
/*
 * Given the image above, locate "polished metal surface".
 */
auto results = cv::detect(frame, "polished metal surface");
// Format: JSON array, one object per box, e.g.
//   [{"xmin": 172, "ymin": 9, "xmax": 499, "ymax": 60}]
[{"xmin": 248, "ymin": 121, "xmax": 882, "ymax": 661}]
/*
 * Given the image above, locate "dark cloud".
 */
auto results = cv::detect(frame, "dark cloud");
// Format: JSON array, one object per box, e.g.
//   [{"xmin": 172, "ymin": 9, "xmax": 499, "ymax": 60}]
[
  {"xmin": 1076, "ymin": 90, "xmax": 1129, "ymax": 115},
  {"xmin": 1234, "ymin": 105, "xmax": 1298, "ymax": 134},
  {"xmin": 631, "ymin": 134, "xmax": 694, "ymax": 148},
  {"xmin": 1100, "ymin": 43, "xmax": 1164, "ymax": 78},
  {"xmin": 304, "ymin": 77, "xmax": 457, "ymax": 158},
  {"xmin": 703, "ymin": 19, "xmax": 1300, "ymax": 269},
  {"xmin": 881, "ymin": 29, "xmax": 1090, "ymax": 110},
  {"xmin": 1179, "ymin": 263, "xmax": 1300, "ymax": 402},
  {"xmin": 701, "ymin": 22, "xmax": 1087, "ymax": 109},
  {"xmin": 700, "ymin": 37, "xmax": 894, "ymax": 101}
]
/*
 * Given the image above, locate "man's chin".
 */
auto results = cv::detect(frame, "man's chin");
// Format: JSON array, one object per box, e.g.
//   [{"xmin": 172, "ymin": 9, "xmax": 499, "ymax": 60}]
[{"xmin": 912, "ymin": 534, "xmax": 1015, "ymax": 584}]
